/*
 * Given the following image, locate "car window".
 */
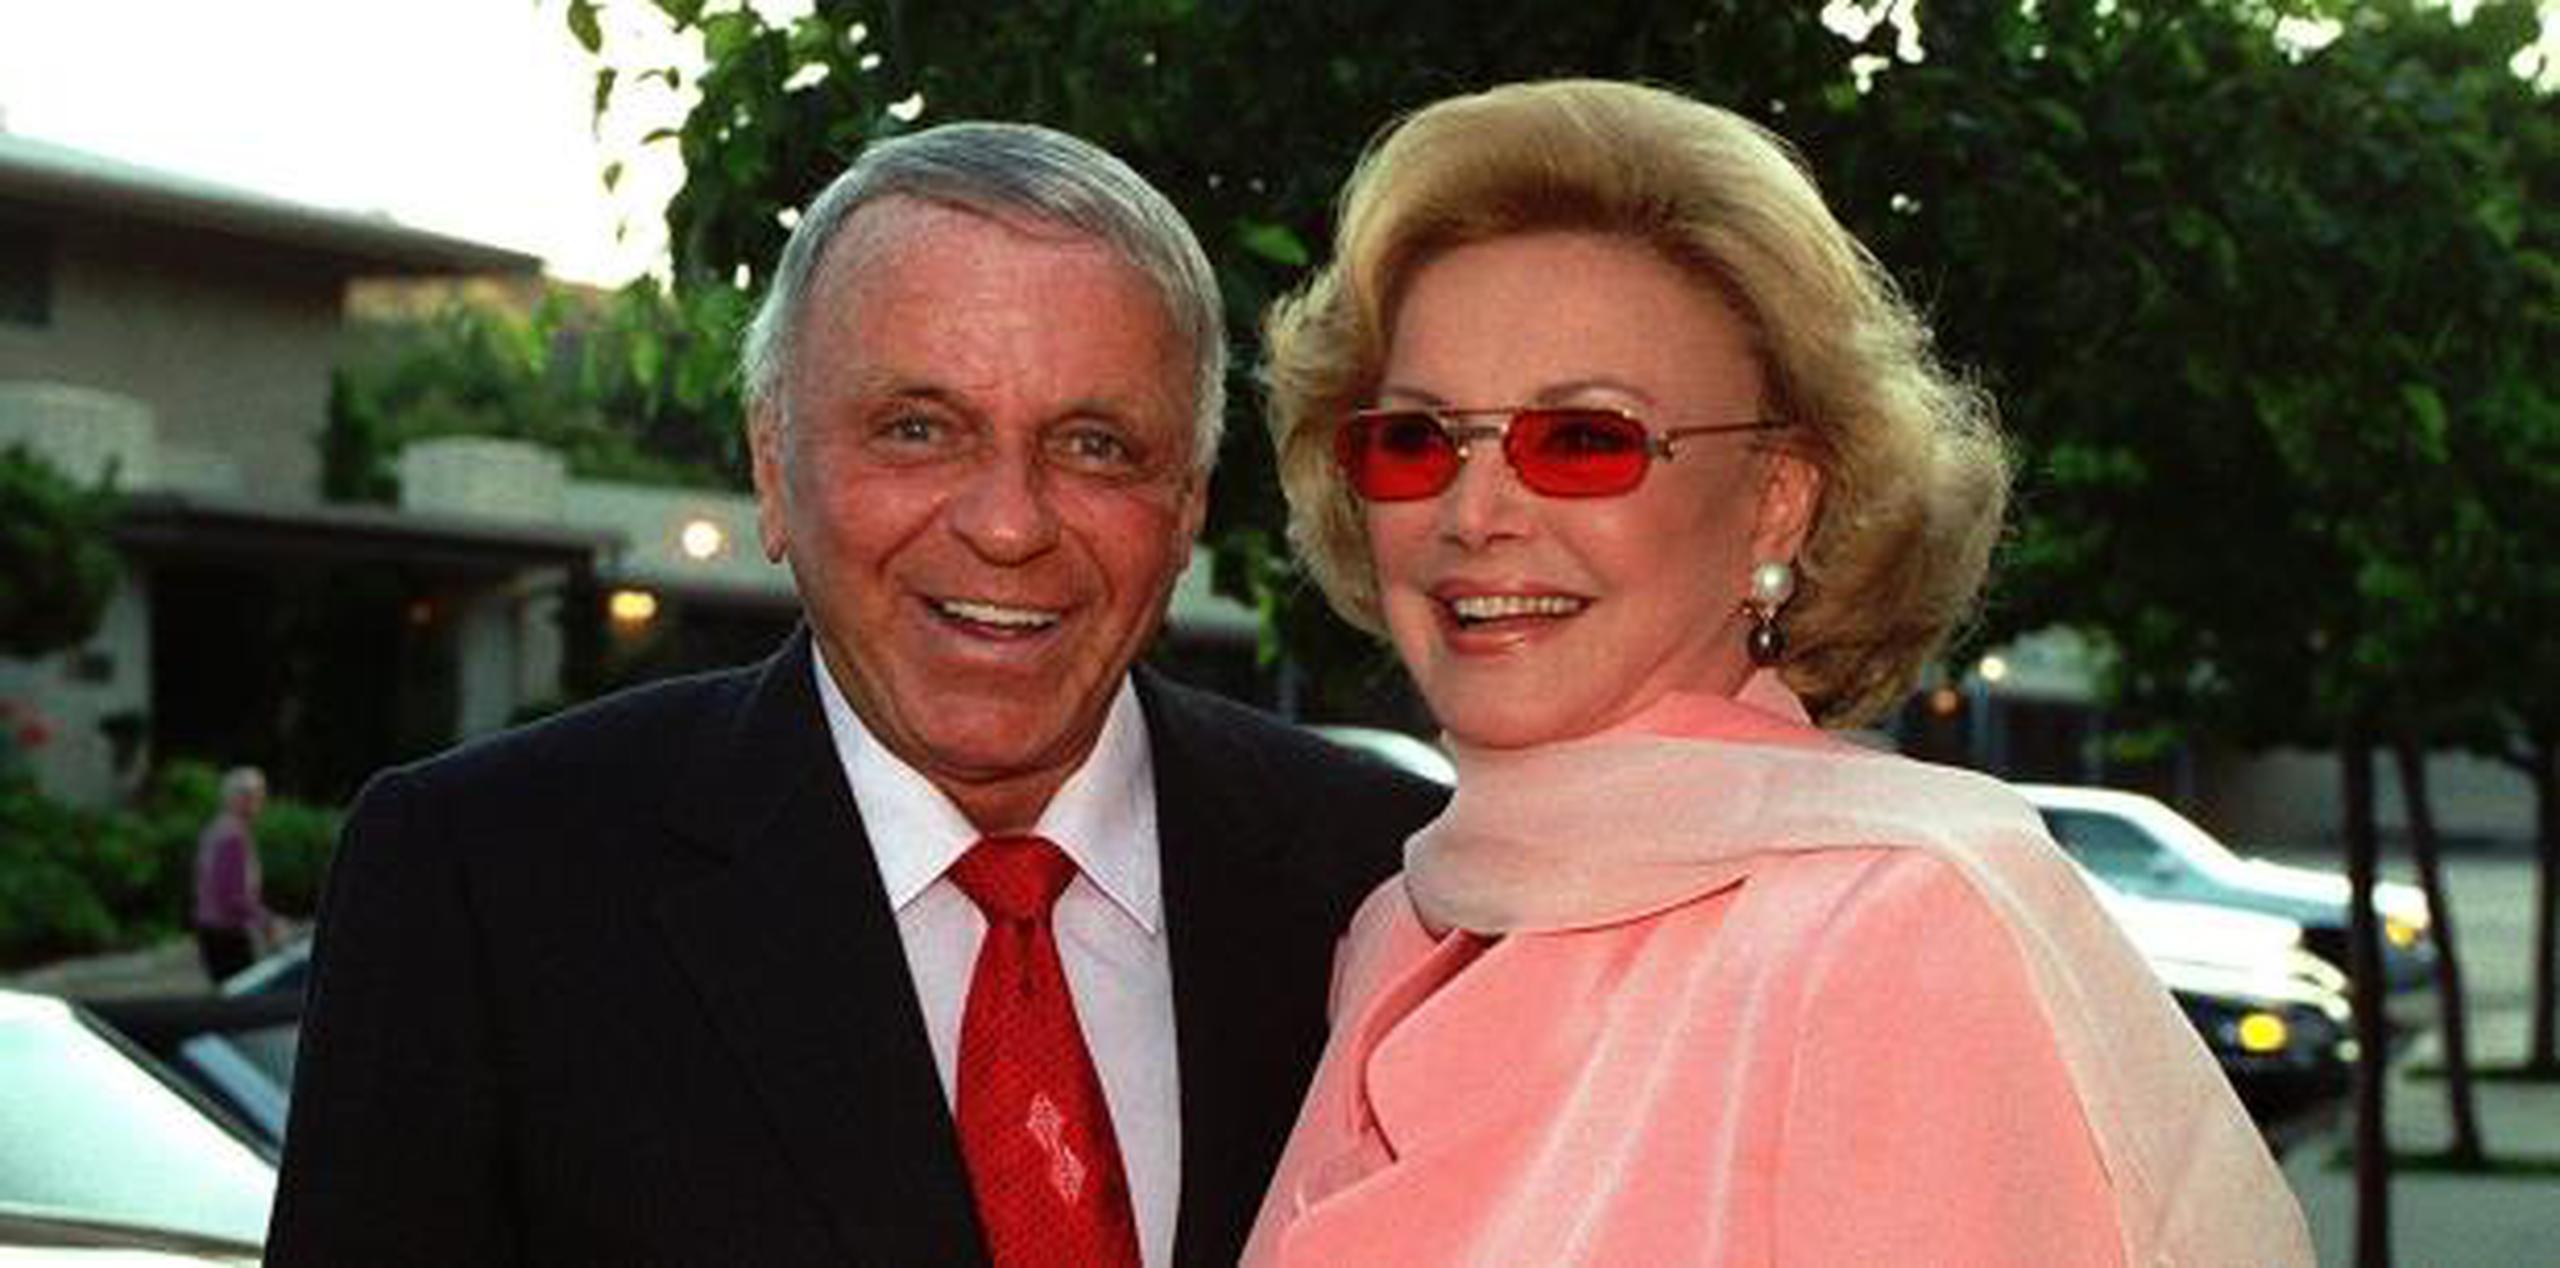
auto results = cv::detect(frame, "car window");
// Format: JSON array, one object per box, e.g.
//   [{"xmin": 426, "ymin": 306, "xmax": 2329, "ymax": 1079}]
[
  {"xmin": 0, "ymin": 1007, "xmax": 275, "ymax": 1247},
  {"xmin": 2040, "ymin": 809, "xmax": 2172, "ymax": 886},
  {"xmin": 176, "ymin": 1023, "xmax": 299, "ymax": 1146}
]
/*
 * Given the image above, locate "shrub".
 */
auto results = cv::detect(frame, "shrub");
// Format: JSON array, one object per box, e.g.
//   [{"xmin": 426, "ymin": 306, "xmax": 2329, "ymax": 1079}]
[
  {"xmin": 257, "ymin": 799, "xmax": 340, "ymax": 917},
  {"xmin": 0, "ymin": 762, "xmax": 342, "ymax": 968},
  {"xmin": 0, "ymin": 774, "xmax": 121, "ymax": 966}
]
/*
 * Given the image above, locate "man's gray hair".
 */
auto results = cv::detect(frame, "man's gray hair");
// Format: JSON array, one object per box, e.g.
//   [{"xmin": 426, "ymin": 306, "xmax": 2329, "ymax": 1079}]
[{"xmin": 740, "ymin": 121, "xmax": 1228, "ymax": 471}]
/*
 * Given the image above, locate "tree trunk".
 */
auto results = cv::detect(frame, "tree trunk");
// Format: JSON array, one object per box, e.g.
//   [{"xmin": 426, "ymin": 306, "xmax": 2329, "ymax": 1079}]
[
  {"xmin": 2343, "ymin": 729, "xmax": 2392, "ymax": 1268},
  {"xmin": 2393, "ymin": 735, "xmax": 2481, "ymax": 1164},
  {"xmin": 2530, "ymin": 738, "xmax": 2560, "ymax": 1077}
]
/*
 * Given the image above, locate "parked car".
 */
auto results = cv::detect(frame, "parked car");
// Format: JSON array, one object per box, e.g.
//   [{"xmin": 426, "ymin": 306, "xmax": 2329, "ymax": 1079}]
[
  {"xmin": 1307, "ymin": 724, "xmax": 1456, "ymax": 785},
  {"xmin": 83, "ymin": 993, "xmax": 300, "ymax": 1153},
  {"xmin": 2020, "ymin": 783, "xmax": 2435, "ymax": 992},
  {"xmin": 80, "ymin": 934, "xmax": 313, "ymax": 1155},
  {"xmin": 2090, "ymin": 886, "xmax": 2355, "ymax": 1134},
  {"xmin": 216, "ymin": 935, "xmax": 310, "ymax": 1000},
  {"xmin": 0, "ymin": 989, "xmax": 274, "ymax": 1259},
  {"xmin": 0, "ymin": 1206, "xmax": 262, "ymax": 1266}
]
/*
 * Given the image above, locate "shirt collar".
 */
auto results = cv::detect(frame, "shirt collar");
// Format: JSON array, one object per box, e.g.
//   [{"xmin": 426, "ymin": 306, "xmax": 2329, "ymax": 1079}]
[{"xmin": 813, "ymin": 656, "xmax": 1162, "ymax": 935}]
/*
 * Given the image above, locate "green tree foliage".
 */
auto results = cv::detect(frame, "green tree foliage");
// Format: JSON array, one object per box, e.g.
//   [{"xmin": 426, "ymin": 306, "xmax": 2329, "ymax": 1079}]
[
  {"xmin": 326, "ymin": 281, "xmax": 753, "ymax": 501},
  {"xmin": 0, "ymin": 446, "xmax": 122, "ymax": 659}
]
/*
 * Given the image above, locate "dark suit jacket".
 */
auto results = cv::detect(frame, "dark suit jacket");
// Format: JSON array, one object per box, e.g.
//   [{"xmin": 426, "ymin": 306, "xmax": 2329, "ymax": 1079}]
[{"xmin": 265, "ymin": 631, "xmax": 1445, "ymax": 1267}]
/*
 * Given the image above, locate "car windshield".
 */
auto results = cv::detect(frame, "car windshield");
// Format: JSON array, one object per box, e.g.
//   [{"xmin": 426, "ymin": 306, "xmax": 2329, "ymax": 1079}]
[
  {"xmin": 0, "ymin": 996, "xmax": 274, "ymax": 1247},
  {"xmin": 2041, "ymin": 808, "xmax": 2168, "ymax": 880}
]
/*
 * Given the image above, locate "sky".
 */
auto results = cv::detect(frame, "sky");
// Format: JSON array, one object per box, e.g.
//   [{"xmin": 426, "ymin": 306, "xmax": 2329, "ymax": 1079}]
[
  {"xmin": 1, "ymin": 1, "xmax": 2549, "ymax": 288},
  {"xmin": 0, "ymin": 0, "xmax": 794, "ymax": 286}
]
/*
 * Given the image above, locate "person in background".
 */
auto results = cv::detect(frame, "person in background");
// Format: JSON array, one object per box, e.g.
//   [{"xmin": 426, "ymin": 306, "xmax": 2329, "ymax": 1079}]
[
  {"xmin": 1243, "ymin": 79, "xmax": 2311, "ymax": 1266},
  {"xmin": 190, "ymin": 764, "xmax": 272, "ymax": 984},
  {"xmin": 267, "ymin": 121, "xmax": 1445, "ymax": 1268}
]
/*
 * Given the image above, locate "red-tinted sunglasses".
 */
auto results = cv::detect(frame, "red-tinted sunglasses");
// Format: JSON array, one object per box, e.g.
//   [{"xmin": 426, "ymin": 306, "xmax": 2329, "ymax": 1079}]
[{"xmin": 1336, "ymin": 406, "xmax": 1786, "ymax": 501}]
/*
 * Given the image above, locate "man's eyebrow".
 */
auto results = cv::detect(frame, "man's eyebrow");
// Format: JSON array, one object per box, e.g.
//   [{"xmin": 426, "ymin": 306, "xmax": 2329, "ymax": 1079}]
[{"xmin": 830, "ymin": 370, "xmax": 975, "ymax": 413}]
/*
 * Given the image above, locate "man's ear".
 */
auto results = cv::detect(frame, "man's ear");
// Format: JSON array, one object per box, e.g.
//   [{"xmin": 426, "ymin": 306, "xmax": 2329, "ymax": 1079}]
[
  {"xmin": 1176, "ymin": 466, "xmax": 1210, "ymax": 546},
  {"xmin": 1751, "ymin": 447, "xmax": 1823, "ymax": 563},
  {"xmin": 748, "ymin": 405, "xmax": 789, "ymax": 563}
]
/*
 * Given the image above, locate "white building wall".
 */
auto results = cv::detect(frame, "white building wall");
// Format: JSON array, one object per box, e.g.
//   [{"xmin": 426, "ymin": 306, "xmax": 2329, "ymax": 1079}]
[{"xmin": 0, "ymin": 572, "xmax": 151, "ymax": 806}]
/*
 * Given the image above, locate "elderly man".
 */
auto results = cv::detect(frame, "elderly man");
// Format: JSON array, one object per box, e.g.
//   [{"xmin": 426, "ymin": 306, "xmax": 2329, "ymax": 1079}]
[{"xmin": 267, "ymin": 123, "xmax": 1445, "ymax": 1268}]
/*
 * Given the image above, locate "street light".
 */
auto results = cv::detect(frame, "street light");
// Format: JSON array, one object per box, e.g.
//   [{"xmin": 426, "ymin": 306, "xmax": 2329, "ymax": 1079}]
[
  {"xmin": 607, "ymin": 589, "xmax": 660, "ymax": 627},
  {"xmin": 677, "ymin": 517, "xmax": 727, "ymax": 561}
]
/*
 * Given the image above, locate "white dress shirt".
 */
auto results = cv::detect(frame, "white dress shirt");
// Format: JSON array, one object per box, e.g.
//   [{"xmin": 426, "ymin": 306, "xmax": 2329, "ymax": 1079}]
[{"xmin": 813, "ymin": 659, "xmax": 1180, "ymax": 1268}]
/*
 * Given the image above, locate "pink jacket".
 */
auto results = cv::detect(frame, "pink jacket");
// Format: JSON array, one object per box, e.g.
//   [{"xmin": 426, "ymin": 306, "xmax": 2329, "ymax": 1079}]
[{"xmin": 1242, "ymin": 683, "xmax": 2310, "ymax": 1267}]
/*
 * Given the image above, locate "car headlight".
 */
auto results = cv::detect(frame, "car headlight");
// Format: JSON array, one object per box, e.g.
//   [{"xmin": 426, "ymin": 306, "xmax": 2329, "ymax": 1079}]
[
  {"xmin": 2181, "ymin": 993, "xmax": 2344, "ymax": 1062},
  {"xmin": 2234, "ymin": 1011, "xmax": 2291, "ymax": 1054}
]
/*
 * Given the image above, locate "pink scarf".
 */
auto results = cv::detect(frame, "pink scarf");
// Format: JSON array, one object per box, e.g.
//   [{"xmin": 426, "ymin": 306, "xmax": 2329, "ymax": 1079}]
[{"xmin": 1404, "ymin": 674, "xmax": 2313, "ymax": 1267}]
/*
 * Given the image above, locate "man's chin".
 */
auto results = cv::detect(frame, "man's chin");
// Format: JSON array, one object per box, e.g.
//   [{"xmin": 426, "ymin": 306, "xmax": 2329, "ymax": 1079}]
[{"xmin": 899, "ymin": 710, "xmax": 1097, "ymax": 789}]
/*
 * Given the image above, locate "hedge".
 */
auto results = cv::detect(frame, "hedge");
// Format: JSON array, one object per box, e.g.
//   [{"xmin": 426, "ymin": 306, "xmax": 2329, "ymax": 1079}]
[{"xmin": 0, "ymin": 760, "xmax": 340, "ymax": 970}]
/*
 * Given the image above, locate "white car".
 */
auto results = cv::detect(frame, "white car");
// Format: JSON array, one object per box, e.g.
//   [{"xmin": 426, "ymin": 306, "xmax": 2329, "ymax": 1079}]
[
  {"xmin": 2088, "ymin": 883, "xmax": 2354, "ymax": 1131},
  {"xmin": 0, "ymin": 989, "xmax": 273, "ymax": 1261},
  {"xmin": 2020, "ymin": 783, "xmax": 2435, "ymax": 991}
]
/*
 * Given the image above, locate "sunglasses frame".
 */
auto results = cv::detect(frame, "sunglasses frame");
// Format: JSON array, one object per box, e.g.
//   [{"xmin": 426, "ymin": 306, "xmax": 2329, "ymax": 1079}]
[{"xmin": 1337, "ymin": 406, "xmax": 1789, "ymax": 501}]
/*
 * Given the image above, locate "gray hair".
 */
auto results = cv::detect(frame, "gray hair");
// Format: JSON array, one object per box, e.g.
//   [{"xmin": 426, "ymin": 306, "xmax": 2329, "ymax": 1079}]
[
  {"xmin": 219, "ymin": 766, "xmax": 266, "ymax": 805},
  {"xmin": 740, "ymin": 121, "xmax": 1227, "ymax": 471}
]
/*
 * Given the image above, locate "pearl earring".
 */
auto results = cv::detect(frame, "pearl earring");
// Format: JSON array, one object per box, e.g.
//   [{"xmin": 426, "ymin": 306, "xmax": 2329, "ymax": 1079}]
[{"xmin": 1744, "ymin": 560, "xmax": 1795, "ymax": 667}]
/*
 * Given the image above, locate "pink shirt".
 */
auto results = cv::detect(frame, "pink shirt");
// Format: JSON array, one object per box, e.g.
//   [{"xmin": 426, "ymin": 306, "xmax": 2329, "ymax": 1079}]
[
  {"xmin": 1243, "ymin": 680, "xmax": 2309, "ymax": 1267},
  {"xmin": 192, "ymin": 812, "xmax": 268, "ymax": 930}
]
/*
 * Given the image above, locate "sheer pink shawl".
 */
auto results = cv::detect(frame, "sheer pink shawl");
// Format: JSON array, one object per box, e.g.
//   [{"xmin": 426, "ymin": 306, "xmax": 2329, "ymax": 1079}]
[{"xmin": 1403, "ymin": 675, "xmax": 2313, "ymax": 1268}]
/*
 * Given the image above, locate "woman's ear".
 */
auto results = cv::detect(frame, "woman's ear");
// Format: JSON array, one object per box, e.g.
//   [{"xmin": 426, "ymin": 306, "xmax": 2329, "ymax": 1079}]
[{"xmin": 1751, "ymin": 448, "xmax": 1823, "ymax": 562}]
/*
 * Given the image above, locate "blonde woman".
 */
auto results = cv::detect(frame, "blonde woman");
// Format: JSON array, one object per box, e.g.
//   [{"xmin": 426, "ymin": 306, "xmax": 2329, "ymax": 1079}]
[{"xmin": 1242, "ymin": 80, "xmax": 2310, "ymax": 1267}]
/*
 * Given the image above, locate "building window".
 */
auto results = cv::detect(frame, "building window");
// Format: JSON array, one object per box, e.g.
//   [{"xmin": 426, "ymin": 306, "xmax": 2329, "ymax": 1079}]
[{"xmin": 0, "ymin": 220, "xmax": 55, "ymax": 327}]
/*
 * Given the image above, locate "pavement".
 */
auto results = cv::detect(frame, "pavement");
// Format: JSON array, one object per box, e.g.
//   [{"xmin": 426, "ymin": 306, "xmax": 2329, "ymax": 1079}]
[
  {"xmin": 2257, "ymin": 838, "xmax": 2560, "ymax": 1268},
  {"xmin": 2282, "ymin": 1012, "xmax": 2560, "ymax": 1268},
  {"xmin": 4, "ymin": 934, "xmax": 218, "ymax": 998}
]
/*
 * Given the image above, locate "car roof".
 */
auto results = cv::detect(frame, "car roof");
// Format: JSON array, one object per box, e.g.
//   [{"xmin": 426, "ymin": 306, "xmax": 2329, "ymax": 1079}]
[
  {"xmin": 2014, "ymin": 783, "xmax": 2168, "ymax": 811},
  {"xmin": 0, "ymin": 990, "xmax": 72, "ymax": 1024}
]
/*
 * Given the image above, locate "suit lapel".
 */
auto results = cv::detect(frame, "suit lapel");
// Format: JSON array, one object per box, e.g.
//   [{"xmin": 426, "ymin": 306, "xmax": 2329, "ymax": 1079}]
[
  {"xmin": 654, "ymin": 631, "xmax": 989, "ymax": 1268},
  {"xmin": 1143, "ymin": 672, "xmax": 1349, "ymax": 1268}
]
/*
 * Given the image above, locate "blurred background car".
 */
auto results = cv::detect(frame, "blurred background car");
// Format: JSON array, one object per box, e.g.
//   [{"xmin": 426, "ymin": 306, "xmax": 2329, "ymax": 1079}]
[
  {"xmin": 82, "ymin": 995, "xmax": 298, "ymax": 1154},
  {"xmin": 2088, "ymin": 885, "xmax": 2355, "ymax": 1141},
  {"xmin": 0, "ymin": 1206, "xmax": 262, "ymax": 1266},
  {"xmin": 0, "ymin": 989, "xmax": 274, "ymax": 1261},
  {"xmin": 80, "ymin": 936, "xmax": 311, "ymax": 1154},
  {"xmin": 2020, "ymin": 783, "xmax": 2435, "ymax": 993},
  {"xmin": 1306, "ymin": 725, "xmax": 1456, "ymax": 786}
]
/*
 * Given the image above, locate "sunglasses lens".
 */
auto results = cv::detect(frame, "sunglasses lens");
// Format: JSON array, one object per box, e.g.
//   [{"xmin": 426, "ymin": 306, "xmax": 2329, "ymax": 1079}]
[
  {"xmin": 1340, "ymin": 412, "xmax": 1457, "ymax": 500},
  {"xmin": 1510, "ymin": 409, "xmax": 1650, "ymax": 496}
]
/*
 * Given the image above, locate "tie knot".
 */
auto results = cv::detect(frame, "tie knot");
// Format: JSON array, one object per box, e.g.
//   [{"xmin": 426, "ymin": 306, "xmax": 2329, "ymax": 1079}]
[{"xmin": 950, "ymin": 835, "xmax": 1078, "ymax": 924}]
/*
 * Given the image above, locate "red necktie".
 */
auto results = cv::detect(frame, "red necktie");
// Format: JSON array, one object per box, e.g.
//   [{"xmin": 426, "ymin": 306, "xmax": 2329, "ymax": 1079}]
[{"xmin": 949, "ymin": 835, "xmax": 1141, "ymax": 1268}]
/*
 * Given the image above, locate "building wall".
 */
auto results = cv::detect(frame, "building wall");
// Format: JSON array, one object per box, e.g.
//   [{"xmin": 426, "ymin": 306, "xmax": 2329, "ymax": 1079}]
[
  {"xmin": 2195, "ymin": 745, "xmax": 2534, "ymax": 851},
  {"xmin": 0, "ymin": 217, "xmax": 339, "ymax": 503},
  {"xmin": 0, "ymin": 571, "xmax": 151, "ymax": 806}
]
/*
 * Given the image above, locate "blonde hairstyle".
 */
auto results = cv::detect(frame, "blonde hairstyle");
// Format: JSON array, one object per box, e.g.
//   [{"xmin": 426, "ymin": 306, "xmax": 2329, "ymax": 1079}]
[{"xmin": 1265, "ymin": 79, "xmax": 2008, "ymax": 726}]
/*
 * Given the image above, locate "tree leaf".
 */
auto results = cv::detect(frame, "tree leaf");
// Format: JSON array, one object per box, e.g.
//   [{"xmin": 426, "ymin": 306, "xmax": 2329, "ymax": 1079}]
[
  {"xmin": 1235, "ymin": 219, "xmax": 1308, "ymax": 267},
  {"xmin": 566, "ymin": 0, "xmax": 603, "ymax": 55}
]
